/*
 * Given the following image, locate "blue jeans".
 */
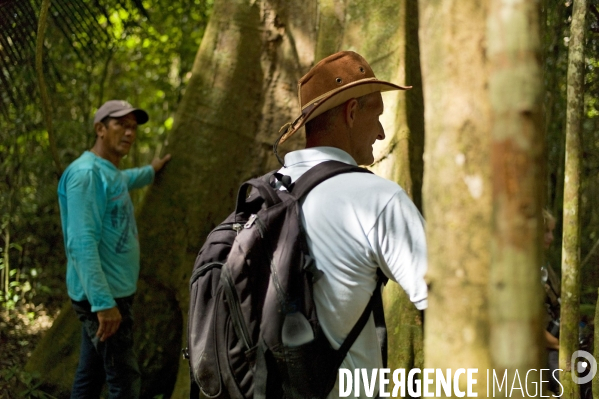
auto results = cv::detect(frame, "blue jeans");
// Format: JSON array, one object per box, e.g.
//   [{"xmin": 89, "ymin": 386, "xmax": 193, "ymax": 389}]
[{"xmin": 70, "ymin": 295, "xmax": 141, "ymax": 399}]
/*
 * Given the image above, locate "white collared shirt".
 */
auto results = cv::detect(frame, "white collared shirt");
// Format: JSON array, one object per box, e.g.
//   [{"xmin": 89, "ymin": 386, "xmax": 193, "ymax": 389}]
[{"xmin": 277, "ymin": 147, "xmax": 428, "ymax": 398}]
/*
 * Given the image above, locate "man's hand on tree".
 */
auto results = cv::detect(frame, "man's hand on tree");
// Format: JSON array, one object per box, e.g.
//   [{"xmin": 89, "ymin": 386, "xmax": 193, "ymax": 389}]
[
  {"xmin": 151, "ymin": 153, "xmax": 172, "ymax": 172},
  {"xmin": 97, "ymin": 306, "xmax": 122, "ymax": 342}
]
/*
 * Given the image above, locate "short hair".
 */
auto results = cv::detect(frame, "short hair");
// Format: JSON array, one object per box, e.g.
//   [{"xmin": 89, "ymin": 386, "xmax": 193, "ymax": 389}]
[
  {"xmin": 304, "ymin": 94, "xmax": 372, "ymax": 138},
  {"xmin": 93, "ymin": 116, "xmax": 116, "ymax": 139},
  {"xmin": 305, "ymin": 103, "xmax": 344, "ymax": 138},
  {"xmin": 99, "ymin": 115, "xmax": 115, "ymax": 128}
]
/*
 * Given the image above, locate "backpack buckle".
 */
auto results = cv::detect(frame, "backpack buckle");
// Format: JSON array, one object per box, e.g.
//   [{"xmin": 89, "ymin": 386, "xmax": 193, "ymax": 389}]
[
  {"xmin": 273, "ymin": 173, "xmax": 293, "ymax": 190},
  {"xmin": 233, "ymin": 223, "xmax": 243, "ymax": 234}
]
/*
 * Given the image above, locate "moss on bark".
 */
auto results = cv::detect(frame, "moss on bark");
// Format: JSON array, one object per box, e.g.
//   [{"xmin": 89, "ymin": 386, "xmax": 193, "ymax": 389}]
[{"xmin": 560, "ymin": 0, "xmax": 586, "ymax": 397}]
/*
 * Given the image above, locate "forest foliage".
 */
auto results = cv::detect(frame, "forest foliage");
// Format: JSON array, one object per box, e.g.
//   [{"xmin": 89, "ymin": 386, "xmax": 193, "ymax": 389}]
[
  {"xmin": 543, "ymin": 0, "xmax": 599, "ymax": 311},
  {"xmin": 2, "ymin": 0, "xmax": 597, "ymax": 318},
  {"xmin": 0, "ymin": 0, "xmax": 212, "ymax": 311}
]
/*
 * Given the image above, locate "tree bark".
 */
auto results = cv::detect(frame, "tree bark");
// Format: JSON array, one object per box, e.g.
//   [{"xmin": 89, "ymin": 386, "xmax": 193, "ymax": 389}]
[
  {"xmin": 487, "ymin": 0, "xmax": 545, "ymax": 396},
  {"xmin": 154, "ymin": 1, "xmax": 320, "ymax": 396},
  {"xmin": 314, "ymin": 0, "xmax": 426, "ymax": 381},
  {"xmin": 419, "ymin": 0, "xmax": 492, "ymax": 396},
  {"xmin": 560, "ymin": 0, "xmax": 587, "ymax": 397},
  {"xmin": 349, "ymin": 0, "xmax": 426, "ymax": 379}
]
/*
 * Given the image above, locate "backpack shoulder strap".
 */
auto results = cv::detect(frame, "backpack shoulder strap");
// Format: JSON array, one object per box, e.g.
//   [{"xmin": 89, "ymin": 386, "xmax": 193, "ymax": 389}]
[
  {"xmin": 290, "ymin": 160, "xmax": 372, "ymax": 199},
  {"xmin": 288, "ymin": 160, "xmax": 387, "ymax": 365},
  {"xmin": 337, "ymin": 271, "xmax": 388, "ymax": 365}
]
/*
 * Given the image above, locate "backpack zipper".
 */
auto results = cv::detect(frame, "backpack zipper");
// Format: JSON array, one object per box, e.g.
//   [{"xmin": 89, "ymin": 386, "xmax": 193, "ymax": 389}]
[
  {"xmin": 244, "ymin": 214, "xmax": 257, "ymax": 229},
  {"xmin": 207, "ymin": 222, "xmax": 243, "ymax": 239},
  {"xmin": 221, "ymin": 265, "xmax": 252, "ymax": 350},
  {"xmin": 244, "ymin": 214, "xmax": 265, "ymax": 238},
  {"xmin": 189, "ymin": 262, "xmax": 223, "ymax": 287}
]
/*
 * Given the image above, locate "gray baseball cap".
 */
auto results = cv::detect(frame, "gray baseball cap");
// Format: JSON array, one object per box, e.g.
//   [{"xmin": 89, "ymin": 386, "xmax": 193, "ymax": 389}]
[{"xmin": 93, "ymin": 100, "xmax": 149, "ymax": 125}]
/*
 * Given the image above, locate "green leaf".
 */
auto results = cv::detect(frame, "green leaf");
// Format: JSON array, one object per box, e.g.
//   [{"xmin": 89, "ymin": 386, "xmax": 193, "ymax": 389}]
[{"xmin": 9, "ymin": 243, "xmax": 23, "ymax": 251}]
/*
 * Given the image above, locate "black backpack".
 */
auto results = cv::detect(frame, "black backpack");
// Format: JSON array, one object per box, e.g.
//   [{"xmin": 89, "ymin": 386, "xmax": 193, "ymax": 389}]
[{"xmin": 186, "ymin": 160, "xmax": 387, "ymax": 399}]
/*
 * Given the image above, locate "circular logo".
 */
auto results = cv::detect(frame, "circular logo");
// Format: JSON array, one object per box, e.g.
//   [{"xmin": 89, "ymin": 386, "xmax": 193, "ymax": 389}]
[{"xmin": 571, "ymin": 350, "xmax": 597, "ymax": 385}]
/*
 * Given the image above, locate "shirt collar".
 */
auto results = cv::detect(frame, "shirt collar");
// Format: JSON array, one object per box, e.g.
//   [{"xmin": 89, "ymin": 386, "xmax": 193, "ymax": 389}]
[
  {"xmin": 85, "ymin": 150, "xmax": 119, "ymax": 171},
  {"xmin": 283, "ymin": 147, "xmax": 358, "ymax": 167}
]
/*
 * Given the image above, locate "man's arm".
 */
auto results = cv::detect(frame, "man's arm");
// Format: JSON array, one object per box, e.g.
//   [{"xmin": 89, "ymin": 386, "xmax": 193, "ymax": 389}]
[
  {"xmin": 545, "ymin": 330, "xmax": 560, "ymax": 350},
  {"xmin": 97, "ymin": 307, "xmax": 122, "ymax": 342},
  {"xmin": 368, "ymin": 190, "xmax": 428, "ymax": 310},
  {"xmin": 65, "ymin": 169, "xmax": 121, "ymax": 341},
  {"xmin": 123, "ymin": 154, "xmax": 172, "ymax": 190}
]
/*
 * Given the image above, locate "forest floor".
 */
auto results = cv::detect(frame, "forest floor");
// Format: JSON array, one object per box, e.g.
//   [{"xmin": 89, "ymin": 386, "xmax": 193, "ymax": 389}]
[{"xmin": 0, "ymin": 303, "xmax": 60, "ymax": 398}]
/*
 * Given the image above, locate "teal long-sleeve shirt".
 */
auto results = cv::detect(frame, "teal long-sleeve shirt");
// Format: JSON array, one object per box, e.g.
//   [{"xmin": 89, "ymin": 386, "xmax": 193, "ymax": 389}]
[{"xmin": 58, "ymin": 151, "xmax": 154, "ymax": 312}]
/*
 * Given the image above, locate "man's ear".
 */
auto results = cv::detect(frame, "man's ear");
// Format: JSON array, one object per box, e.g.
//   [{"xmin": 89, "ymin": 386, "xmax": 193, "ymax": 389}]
[
  {"xmin": 94, "ymin": 122, "xmax": 105, "ymax": 138},
  {"xmin": 344, "ymin": 98, "xmax": 359, "ymax": 128}
]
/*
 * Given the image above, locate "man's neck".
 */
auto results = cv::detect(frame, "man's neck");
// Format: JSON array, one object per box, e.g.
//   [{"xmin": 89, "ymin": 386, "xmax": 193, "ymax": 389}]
[
  {"xmin": 305, "ymin": 133, "xmax": 351, "ymax": 155},
  {"xmin": 90, "ymin": 145, "xmax": 121, "ymax": 167}
]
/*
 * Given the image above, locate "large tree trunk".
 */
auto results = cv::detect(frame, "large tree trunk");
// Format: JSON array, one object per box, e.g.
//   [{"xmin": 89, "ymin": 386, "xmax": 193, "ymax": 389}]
[
  {"xmin": 155, "ymin": 1, "xmax": 320, "ymax": 396},
  {"xmin": 27, "ymin": 0, "xmax": 424, "ymax": 397},
  {"xmin": 419, "ymin": 0, "xmax": 492, "ymax": 396},
  {"xmin": 560, "ymin": 0, "xmax": 587, "ymax": 397},
  {"xmin": 487, "ymin": 0, "xmax": 545, "ymax": 396},
  {"xmin": 312, "ymin": 0, "xmax": 427, "ymax": 380},
  {"xmin": 356, "ymin": 0, "xmax": 426, "ymax": 377}
]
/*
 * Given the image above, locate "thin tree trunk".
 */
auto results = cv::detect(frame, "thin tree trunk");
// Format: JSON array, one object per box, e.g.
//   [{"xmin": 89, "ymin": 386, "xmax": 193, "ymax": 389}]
[
  {"xmin": 487, "ymin": 0, "xmax": 545, "ymax": 397},
  {"xmin": 420, "ymin": 0, "xmax": 492, "ymax": 396},
  {"xmin": 560, "ymin": 0, "xmax": 587, "ymax": 397}
]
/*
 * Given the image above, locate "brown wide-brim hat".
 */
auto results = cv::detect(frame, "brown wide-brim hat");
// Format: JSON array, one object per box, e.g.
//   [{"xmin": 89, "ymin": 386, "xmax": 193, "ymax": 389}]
[{"xmin": 277, "ymin": 51, "xmax": 411, "ymax": 145}]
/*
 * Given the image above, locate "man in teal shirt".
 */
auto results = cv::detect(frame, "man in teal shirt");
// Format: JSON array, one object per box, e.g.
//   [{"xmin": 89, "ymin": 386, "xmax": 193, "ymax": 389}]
[{"xmin": 58, "ymin": 100, "xmax": 171, "ymax": 398}]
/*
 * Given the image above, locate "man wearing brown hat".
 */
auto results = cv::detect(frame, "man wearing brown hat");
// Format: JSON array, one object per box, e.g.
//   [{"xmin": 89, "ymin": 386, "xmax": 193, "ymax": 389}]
[
  {"xmin": 57, "ymin": 100, "xmax": 171, "ymax": 398},
  {"xmin": 274, "ymin": 51, "xmax": 428, "ymax": 398}
]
